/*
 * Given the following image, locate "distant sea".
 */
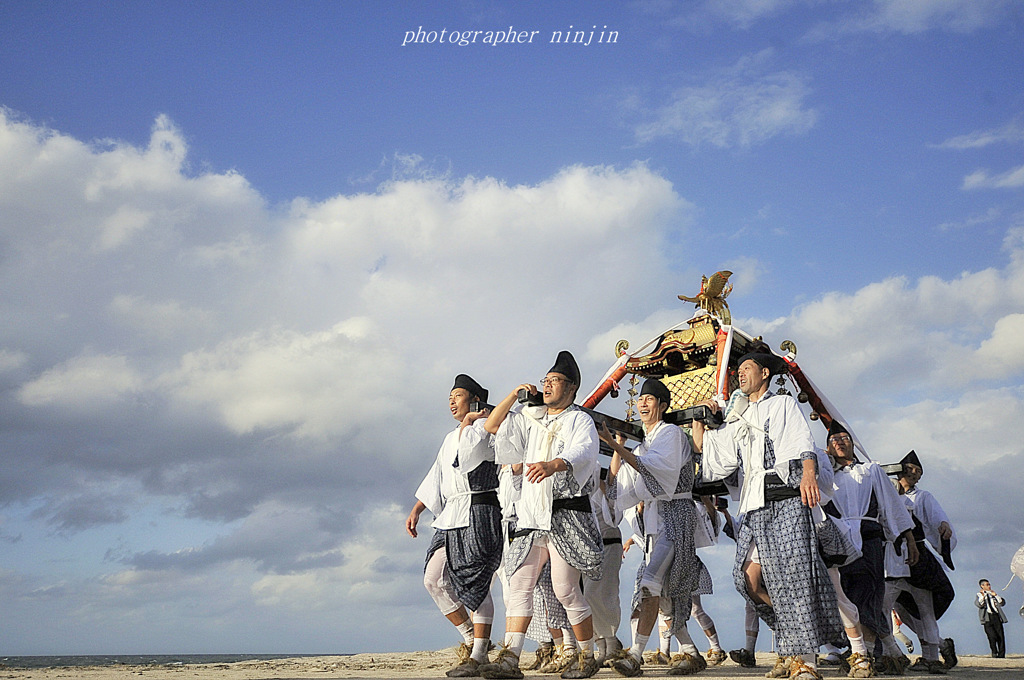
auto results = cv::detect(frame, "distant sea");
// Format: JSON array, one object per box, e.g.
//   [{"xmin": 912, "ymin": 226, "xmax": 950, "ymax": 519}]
[{"xmin": 0, "ymin": 654, "xmax": 337, "ymax": 669}]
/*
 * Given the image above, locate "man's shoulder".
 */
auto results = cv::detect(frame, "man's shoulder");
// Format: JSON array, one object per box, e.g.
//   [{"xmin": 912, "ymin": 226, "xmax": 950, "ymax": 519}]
[
  {"xmin": 912, "ymin": 486, "xmax": 937, "ymax": 501},
  {"xmin": 765, "ymin": 390, "xmax": 801, "ymax": 408},
  {"xmin": 857, "ymin": 459, "xmax": 884, "ymax": 475},
  {"xmin": 565, "ymin": 405, "xmax": 598, "ymax": 431},
  {"xmin": 651, "ymin": 421, "xmax": 684, "ymax": 443}
]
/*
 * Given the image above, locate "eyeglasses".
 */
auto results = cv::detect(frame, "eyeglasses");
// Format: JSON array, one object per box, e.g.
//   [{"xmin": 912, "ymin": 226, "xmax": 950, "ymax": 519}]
[{"xmin": 540, "ymin": 376, "xmax": 568, "ymax": 387}]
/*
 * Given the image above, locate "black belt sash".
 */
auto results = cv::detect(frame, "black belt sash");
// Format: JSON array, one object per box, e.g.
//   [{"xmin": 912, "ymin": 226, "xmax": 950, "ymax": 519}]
[
  {"xmin": 764, "ymin": 473, "xmax": 801, "ymax": 501},
  {"xmin": 553, "ymin": 495, "xmax": 591, "ymax": 513},
  {"xmin": 508, "ymin": 495, "xmax": 593, "ymax": 543},
  {"xmin": 471, "ymin": 490, "xmax": 500, "ymax": 507}
]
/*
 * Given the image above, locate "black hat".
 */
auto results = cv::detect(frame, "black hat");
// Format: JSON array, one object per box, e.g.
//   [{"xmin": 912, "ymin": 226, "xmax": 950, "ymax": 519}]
[
  {"xmin": 548, "ymin": 350, "xmax": 581, "ymax": 386},
  {"xmin": 452, "ymin": 374, "xmax": 487, "ymax": 403},
  {"xmin": 827, "ymin": 419, "xmax": 850, "ymax": 441},
  {"xmin": 900, "ymin": 450, "xmax": 922, "ymax": 474},
  {"xmin": 737, "ymin": 352, "xmax": 788, "ymax": 376},
  {"xmin": 640, "ymin": 378, "xmax": 672, "ymax": 406}
]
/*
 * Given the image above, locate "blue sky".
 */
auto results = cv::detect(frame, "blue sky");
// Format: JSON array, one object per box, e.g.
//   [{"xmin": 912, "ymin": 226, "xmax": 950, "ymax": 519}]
[{"xmin": 1, "ymin": 0, "xmax": 1023, "ymax": 657}]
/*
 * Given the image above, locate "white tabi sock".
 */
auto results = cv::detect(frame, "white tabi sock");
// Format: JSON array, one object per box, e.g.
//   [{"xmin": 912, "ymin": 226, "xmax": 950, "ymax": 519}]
[
  {"xmin": 630, "ymin": 633, "xmax": 650, "ymax": 660},
  {"xmin": 674, "ymin": 625, "xmax": 699, "ymax": 656},
  {"xmin": 706, "ymin": 631, "xmax": 722, "ymax": 652},
  {"xmin": 563, "ymin": 628, "xmax": 577, "ymax": 647},
  {"xmin": 660, "ymin": 630, "xmax": 671, "ymax": 655},
  {"xmin": 471, "ymin": 637, "xmax": 489, "ymax": 663},
  {"xmin": 456, "ymin": 620, "xmax": 474, "ymax": 645},
  {"xmin": 595, "ymin": 638, "xmax": 607, "ymax": 660},
  {"xmin": 504, "ymin": 631, "xmax": 526, "ymax": 658},
  {"xmin": 848, "ymin": 633, "xmax": 867, "ymax": 656},
  {"xmin": 579, "ymin": 637, "xmax": 595, "ymax": 657},
  {"xmin": 799, "ymin": 654, "xmax": 816, "ymax": 670},
  {"xmin": 744, "ymin": 605, "xmax": 760, "ymax": 653}
]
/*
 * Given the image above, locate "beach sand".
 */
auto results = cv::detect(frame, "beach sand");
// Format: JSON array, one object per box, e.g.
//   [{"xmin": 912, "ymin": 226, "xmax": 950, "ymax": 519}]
[{"xmin": 1, "ymin": 651, "xmax": 1021, "ymax": 680}]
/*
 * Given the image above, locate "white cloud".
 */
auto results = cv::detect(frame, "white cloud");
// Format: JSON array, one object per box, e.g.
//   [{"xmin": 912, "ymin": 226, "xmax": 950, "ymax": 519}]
[
  {"xmin": 963, "ymin": 164, "xmax": 1024, "ymax": 190},
  {"xmin": 18, "ymin": 354, "xmax": 143, "ymax": 409},
  {"xmin": 162, "ymin": 318, "xmax": 398, "ymax": 439},
  {"xmin": 867, "ymin": 387, "xmax": 1024, "ymax": 467},
  {"xmin": 862, "ymin": 0, "xmax": 1013, "ymax": 34},
  {"xmin": 0, "ymin": 348, "xmax": 28, "ymax": 373},
  {"xmin": 631, "ymin": 53, "xmax": 817, "ymax": 148},
  {"xmin": 668, "ymin": 0, "xmax": 1012, "ymax": 37},
  {"xmin": 937, "ymin": 207, "xmax": 1001, "ymax": 232},
  {"xmin": 803, "ymin": 0, "xmax": 1014, "ymax": 39},
  {"xmin": 973, "ymin": 313, "xmax": 1024, "ymax": 377},
  {"xmin": 721, "ymin": 257, "xmax": 764, "ymax": 294},
  {"xmin": 109, "ymin": 294, "xmax": 215, "ymax": 341},
  {"xmin": 250, "ymin": 504, "xmax": 419, "ymax": 611},
  {"xmin": 935, "ymin": 120, "xmax": 1024, "ymax": 150}
]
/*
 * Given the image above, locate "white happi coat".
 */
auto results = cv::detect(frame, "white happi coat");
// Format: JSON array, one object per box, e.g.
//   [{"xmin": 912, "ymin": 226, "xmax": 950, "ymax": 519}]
[
  {"xmin": 832, "ymin": 460, "xmax": 913, "ymax": 552},
  {"xmin": 885, "ymin": 485, "xmax": 957, "ymax": 577},
  {"xmin": 904, "ymin": 486, "xmax": 956, "ymax": 556},
  {"xmin": 613, "ymin": 421, "xmax": 690, "ymax": 539},
  {"xmin": 414, "ymin": 419, "xmax": 495, "ymax": 530},
  {"xmin": 495, "ymin": 403, "xmax": 599, "ymax": 531},
  {"xmin": 701, "ymin": 390, "xmax": 816, "ymax": 515}
]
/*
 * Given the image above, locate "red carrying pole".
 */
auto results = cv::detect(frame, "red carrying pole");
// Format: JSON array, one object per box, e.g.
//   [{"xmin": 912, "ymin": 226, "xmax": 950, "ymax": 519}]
[{"xmin": 582, "ymin": 363, "xmax": 630, "ymax": 409}]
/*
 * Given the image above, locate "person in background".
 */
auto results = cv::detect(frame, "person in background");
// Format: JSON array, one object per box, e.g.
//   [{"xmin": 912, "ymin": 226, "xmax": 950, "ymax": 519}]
[
  {"xmin": 584, "ymin": 466, "xmax": 624, "ymax": 666},
  {"xmin": 975, "ymin": 579, "xmax": 1007, "ymax": 658}
]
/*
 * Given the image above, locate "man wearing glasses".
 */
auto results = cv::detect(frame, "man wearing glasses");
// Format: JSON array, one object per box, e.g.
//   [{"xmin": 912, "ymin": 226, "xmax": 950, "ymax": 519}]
[
  {"xmin": 480, "ymin": 351, "xmax": 603, "ymax": 679},
  {"xmin": 828, "ymin": 421, "xmax": 919, "ymax": 674}
]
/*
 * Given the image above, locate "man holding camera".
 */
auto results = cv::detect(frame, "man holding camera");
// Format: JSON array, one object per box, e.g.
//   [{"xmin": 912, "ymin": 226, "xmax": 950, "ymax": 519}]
[
  {"xmin": 407, "ymin": 374, "xmax": 504, "ymax": 677},
  {"xmin": 976, "ymin": 579, "xmax": 1007, "ymax": 658},
  {"xmin": 693, "ymin": 353, "xmax": 844, "ymax": 680},
  {"xmin": 480, "ymin": 350, "xmax": 604, "ymax": 680}
]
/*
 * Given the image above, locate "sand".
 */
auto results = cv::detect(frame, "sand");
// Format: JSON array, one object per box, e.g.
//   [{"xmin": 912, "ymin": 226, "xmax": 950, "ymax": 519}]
[{"xmin": 0, "ymin": 650, "xmax": 1021, "ymax": 680}]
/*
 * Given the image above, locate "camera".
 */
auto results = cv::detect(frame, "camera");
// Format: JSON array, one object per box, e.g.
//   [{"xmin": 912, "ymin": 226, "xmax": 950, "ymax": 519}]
[
  {"xmin": 470, "ymin": 401, "xmax": 493, "ymax": 413},
  {"xmin": 517, "ymin": 388, "xmax": 544, "ymax": 407}
]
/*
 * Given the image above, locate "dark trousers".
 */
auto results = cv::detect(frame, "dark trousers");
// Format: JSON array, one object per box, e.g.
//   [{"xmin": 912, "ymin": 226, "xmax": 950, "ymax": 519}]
[{"xmin": 983, "ymin": 618, "xmax": 1006, "ymax": 657}]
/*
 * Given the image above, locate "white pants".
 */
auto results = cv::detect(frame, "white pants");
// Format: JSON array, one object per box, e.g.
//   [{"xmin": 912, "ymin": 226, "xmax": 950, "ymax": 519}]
[
  {"xmin": 639, "ymin": 535, "xmax": 675, "ymax": 598},
  {"xmin": 424, "ymin": 547, "xmax": 495, "ymax": 624},
  {"xmin": 584, "ymin": 539, "xmax": 621, "ymax": 639},
  {"xmin": 507, "ymin": 539, "xmax": 591, "ymax": 626},
  {"xmin": 691, "ymin": 595, "xmax": 715, "ymax": 632},
  {"xmin": 828, "ymin": 566, "xmax": 861, "ymax": 630},
  {"xmin": 885, "ymin": 579, "xmax": 940, "ymax": 646}
]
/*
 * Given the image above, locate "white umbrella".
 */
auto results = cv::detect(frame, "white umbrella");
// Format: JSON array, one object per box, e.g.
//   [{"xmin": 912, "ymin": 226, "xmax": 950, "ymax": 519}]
[{"xmin": 1005, "ymin": 543, "xmax": 1024, "ymax": 616}]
